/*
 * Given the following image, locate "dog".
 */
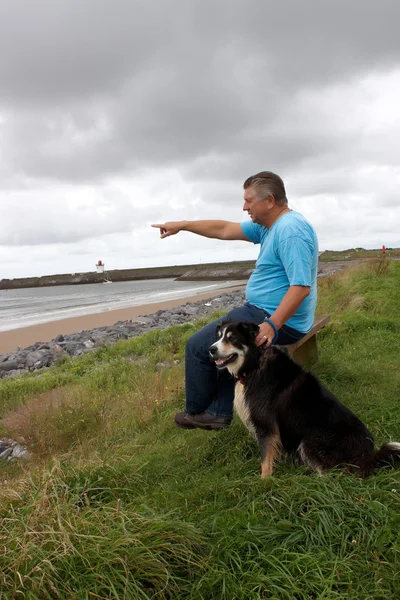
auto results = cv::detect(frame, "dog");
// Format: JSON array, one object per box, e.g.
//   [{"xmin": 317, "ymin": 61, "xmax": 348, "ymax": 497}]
[{"xmin": 209, "ymin": 321, "xmax": 400, "ymax": 478}]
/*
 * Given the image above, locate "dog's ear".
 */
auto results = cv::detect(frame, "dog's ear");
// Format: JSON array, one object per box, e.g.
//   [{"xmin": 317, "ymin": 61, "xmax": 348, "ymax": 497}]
[
  {"xmin": 216, "ymin": 319, "xmax": 231, "ymax": 336},
  {"xmin": 237, "ymin": 321, "xmax": 259, "ymax": 340}
]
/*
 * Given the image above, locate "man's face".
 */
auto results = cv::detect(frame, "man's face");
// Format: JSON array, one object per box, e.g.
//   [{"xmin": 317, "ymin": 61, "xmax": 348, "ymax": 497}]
[{"xmin": 243, "ymin": 186, "xmax": 272, "ymax": 224}]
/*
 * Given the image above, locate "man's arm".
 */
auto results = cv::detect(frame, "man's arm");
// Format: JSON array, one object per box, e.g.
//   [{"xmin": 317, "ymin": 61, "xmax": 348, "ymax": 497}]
[
  {"xmin": 255, "ymin": 285, "xmax": 310, "ymax": 347},
  {"xmin": 151, "ymin": 220, "xmax": 251, "ymax": 241}
]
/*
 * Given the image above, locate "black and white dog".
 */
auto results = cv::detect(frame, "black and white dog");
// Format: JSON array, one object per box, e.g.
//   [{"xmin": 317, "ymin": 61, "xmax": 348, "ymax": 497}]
[{"xmin": 209, "ymin": 321, "xmax": 400, "ymax": 478}]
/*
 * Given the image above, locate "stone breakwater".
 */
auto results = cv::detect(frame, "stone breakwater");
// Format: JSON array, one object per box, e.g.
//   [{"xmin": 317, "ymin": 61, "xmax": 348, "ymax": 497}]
[{"xmin": 0, "ymin": 289, "xmax": 246, "ymax": 380}]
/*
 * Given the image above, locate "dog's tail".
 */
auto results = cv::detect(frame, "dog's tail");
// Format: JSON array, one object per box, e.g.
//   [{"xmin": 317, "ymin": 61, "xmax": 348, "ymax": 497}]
[
  {"xmin": 374, "ymin": 442, "xmax": 400, "ymax": 469},
  {"xmin": 354, "ymin": 442, "xmax": 400, "ymax": 477}
]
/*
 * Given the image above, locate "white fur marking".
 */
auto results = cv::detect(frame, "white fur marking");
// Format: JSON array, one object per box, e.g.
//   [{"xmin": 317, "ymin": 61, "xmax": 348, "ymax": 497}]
[
  {"xmin": 298, "ymin": 442, "xmax": 323, "ymax": 474},
  {"xmin": 212, "ymin": 337, "xmax": 225, "ymax": 353},
  {"xmin": 234, "ymin": 383, "xmax": 256, "ymax": 438},
  {"xmin": 226, "ymin": 353, "xmax": 245, "ymax": 376},
  {"xmin": 386, "ymin": 442, "xmax": 400, "ymax": 451}
]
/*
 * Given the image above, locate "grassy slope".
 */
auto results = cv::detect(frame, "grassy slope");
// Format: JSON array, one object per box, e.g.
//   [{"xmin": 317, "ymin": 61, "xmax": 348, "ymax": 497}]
[{"xmin": 0, "ymin": 259, "xmax": 399, "ymax": 599}]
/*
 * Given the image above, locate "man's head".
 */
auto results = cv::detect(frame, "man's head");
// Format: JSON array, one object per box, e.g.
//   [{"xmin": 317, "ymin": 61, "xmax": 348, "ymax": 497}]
[{"xmin": 243, "ymin": 171, "xmax": 288, "ymax": 225}]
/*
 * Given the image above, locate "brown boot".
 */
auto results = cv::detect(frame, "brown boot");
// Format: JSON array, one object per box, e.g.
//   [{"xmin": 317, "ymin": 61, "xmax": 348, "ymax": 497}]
[
  {"xmin": 174, "ymin": 412, "xmax": 197, "ymax": 429},
  {"xmin": 184, "ymin": 412, "xmax": 232, "ymax": 430}
]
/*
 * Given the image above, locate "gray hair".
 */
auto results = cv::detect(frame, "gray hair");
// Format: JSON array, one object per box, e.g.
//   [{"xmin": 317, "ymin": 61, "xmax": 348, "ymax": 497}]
[{"xmin": 243, "ymin": 171, "xmax": 288, "ymax": 206}]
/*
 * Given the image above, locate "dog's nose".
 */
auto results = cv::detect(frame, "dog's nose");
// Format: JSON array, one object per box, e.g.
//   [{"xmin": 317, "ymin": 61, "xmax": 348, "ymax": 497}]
[{"xmin": 209, "ymin": 345, "xmax": 217, "ymax": 357}]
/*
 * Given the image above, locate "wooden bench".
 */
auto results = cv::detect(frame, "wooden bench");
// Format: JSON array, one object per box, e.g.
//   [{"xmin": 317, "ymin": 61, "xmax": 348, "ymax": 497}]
[{"xmin": 285, "ymin": 315, "xmax": 330, "ymax": 367}]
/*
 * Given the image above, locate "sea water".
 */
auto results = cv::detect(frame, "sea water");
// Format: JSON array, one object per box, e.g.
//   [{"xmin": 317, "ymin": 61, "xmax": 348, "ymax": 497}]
[{"xmin": 0, "ymin": 279, "xmax": 239, "ymax": 332}]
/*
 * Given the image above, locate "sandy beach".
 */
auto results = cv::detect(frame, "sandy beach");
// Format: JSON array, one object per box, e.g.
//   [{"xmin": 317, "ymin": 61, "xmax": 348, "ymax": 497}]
[{"xmin": 0, "ymin": 285, "xmax": 245, "ymax": 355}]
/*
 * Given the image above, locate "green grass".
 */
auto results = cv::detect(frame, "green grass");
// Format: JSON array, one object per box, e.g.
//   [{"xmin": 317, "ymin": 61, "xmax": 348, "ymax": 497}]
[{"xmin": 0, "ymin": 259, "xmax": 400, "ymax": 598}]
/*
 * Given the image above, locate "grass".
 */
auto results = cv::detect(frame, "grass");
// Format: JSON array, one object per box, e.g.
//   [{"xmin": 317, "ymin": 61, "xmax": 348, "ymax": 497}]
[{"xmin": 0, "ymin": 259, "xmax": 400, "ymax": 598}]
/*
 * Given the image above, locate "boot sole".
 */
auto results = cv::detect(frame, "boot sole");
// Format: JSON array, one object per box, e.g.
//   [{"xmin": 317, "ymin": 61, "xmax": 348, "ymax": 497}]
[{"xmin": 186, "ymin": 421, "xmax": 231, "ymax": 431}]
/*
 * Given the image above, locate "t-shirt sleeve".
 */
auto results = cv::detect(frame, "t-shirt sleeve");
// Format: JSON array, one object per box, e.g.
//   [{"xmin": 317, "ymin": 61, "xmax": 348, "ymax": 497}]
[
  {"xmin": 277, "ymin": 235, "xmax": 313, "ymax": 287},
  {"xmin": 240, "ymin": 221, "xmax": 261, "ymax": 244}
]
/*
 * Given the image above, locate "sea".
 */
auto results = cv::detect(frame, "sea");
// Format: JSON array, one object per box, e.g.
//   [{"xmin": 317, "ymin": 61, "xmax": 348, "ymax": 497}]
[{"xmin": 0, "ymin": 279, "xmax": 240, "ymax": 333}]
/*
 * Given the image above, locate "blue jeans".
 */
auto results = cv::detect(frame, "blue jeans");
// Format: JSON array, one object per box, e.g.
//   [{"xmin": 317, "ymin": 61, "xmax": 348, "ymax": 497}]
[{"xmin": 184, "ymin": 302, "xmax": 306, "ymax": 419}]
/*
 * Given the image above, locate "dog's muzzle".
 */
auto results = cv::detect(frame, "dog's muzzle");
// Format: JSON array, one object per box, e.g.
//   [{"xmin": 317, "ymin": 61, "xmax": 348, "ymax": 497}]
[{"xmin": 209, "ymin": 344, "xmax": 238, "ymax": 369}]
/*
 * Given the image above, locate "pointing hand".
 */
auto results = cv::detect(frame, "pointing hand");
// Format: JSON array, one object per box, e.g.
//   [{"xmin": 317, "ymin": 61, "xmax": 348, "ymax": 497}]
[{"xmin": 151, "ymin": 222, "xmax": 184, "ymax": 239}]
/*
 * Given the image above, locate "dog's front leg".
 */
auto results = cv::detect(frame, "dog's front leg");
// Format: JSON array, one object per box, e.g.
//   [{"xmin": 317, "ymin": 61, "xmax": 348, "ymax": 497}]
[{"xmin": 259, "ymin": 429, "xmax": 282, "ymax": 478}]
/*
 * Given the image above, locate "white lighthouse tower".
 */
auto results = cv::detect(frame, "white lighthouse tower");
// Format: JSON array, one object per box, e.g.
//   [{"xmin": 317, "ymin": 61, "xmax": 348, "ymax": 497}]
[{"xmin": 96, "ymin": 260, "xmax": 105, "ymax": 274}]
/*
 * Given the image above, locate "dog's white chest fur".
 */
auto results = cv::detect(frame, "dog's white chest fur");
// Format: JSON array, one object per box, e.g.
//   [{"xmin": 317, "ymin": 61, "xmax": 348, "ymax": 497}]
[{"xmin": 234, "ymin": 382, "xmax": 256, "ymax": 438}]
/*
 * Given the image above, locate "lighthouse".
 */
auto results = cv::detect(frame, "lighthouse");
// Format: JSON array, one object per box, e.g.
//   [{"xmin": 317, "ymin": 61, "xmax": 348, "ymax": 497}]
[{"xmin": 96, "ymin": 260, "xmax": 105, "ymax": 274}]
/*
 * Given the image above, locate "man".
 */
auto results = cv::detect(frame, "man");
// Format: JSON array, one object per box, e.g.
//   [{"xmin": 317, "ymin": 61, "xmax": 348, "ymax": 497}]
[{"xmin": 152, "ymin": 171, "xmax": 318, "ymax": 430}]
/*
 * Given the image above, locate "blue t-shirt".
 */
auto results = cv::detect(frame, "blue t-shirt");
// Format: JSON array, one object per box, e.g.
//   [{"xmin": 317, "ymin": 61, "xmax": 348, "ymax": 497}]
[{"xmin": 240, "ymin": 211, "xmax": 318, "ymax": 333}]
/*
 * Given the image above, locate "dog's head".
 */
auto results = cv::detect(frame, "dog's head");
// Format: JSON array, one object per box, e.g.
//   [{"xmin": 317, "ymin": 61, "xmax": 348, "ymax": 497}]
[{"xmin": 208, "ymin": 321, "xmax": 259, "ymax": 376}]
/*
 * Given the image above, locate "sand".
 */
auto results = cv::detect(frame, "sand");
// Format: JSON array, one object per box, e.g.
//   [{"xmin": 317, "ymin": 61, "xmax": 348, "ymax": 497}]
[{"xmin": 0, "ymin": 285, "xmax": 245, "ymax": 355}]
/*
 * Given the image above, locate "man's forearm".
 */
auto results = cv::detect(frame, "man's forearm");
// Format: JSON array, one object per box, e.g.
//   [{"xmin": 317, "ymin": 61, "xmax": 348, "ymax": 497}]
[
  {"xmin": 270, "ymin": 286, "xmax": 311, "ymax": 329},
  {"xmin": 180, "ymin": 220, "xmax": 233, "ymax": 239}
]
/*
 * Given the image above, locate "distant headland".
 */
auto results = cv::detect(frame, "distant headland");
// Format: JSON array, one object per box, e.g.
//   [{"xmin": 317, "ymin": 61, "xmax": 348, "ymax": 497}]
[{"xmin": 0, "ymin": 248, "xmax": 398, "ymax": 290}]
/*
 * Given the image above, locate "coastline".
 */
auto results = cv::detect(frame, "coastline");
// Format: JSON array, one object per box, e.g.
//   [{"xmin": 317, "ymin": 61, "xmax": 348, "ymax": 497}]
[{"xmin": 0, "ymin": 284, "xmax": 245, "ymax": 355}]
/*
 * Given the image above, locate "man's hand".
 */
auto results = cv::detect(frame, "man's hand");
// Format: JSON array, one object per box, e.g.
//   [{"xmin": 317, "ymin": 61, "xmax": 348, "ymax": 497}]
[
  {"xmin": 255, "ymin": 321, "xmax": 276, "ymax": 347},
  {"xmin": 151, "ymin": 222, "xmax": 185, "ymax": 239}
]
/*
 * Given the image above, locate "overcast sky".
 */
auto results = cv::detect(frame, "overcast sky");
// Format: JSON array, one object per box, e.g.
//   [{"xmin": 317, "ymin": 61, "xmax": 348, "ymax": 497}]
[{"xmin": 0, "ymin": 0, "xmax": 399, "ymax": 279}]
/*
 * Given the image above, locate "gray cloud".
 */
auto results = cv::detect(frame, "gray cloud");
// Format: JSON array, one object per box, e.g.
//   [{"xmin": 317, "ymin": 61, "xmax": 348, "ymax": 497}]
[
  {"xmin": 0, "ymin": 191, "xmax": 137, "ymax": 246},
  {"xmin": 1, "ymin": 0, "xmax": 400, "ymax": 184}
]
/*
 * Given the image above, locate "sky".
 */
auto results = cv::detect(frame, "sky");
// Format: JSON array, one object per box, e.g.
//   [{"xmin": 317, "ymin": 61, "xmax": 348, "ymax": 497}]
[{"xmin": 0, "ymin": 0, "xmax": 399, "ymax": 279}]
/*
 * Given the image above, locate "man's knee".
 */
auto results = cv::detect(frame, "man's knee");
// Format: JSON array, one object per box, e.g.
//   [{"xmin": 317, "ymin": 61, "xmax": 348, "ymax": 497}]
[{"xmin": 185, "ymin": 321, "xmax": 221, "ymax": 359}]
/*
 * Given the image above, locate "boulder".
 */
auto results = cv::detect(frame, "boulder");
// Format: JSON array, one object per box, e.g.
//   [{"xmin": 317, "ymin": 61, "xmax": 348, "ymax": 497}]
[
  {"xmin": 0, "ymin": 360, "xmax": 19, "ymax": 372},
  {"xmin": 0, "ymin": 438, "xmax": 30, "ymax": 461}
]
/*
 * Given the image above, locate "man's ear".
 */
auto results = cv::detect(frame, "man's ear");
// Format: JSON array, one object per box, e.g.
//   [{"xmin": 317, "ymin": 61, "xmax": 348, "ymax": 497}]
[
  {"xmin": 261, "ymin": 193, "xmax": 275, "ymax": 208},
  {"xmin": 237, "ymin": 321, "xmax": 259, "ymax": 340}
]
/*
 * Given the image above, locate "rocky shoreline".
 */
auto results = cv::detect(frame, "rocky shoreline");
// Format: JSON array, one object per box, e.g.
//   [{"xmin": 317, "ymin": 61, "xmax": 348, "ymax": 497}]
[{"xmin": 0, "ymin": 289, "xmax": 246, "ymax": 380}]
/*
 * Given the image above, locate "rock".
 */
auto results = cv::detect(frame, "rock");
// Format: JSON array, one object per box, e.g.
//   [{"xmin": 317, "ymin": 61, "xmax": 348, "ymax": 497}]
[
  {"xmin": 181, "ymin": 306, "xmax": 199, "ymax": 316},
  {"xmin": 0, "ymin": 360, "xmax": 19, "ymax": 372},
  {"xmin": 52, "ymin": 344, "xmax": 67, "ymax": 354},
  {"xmin": 58, "ymin": 342, "xmax": 84, "ymax": 356},
  {"xmin": 0, "ymin": 438, "xmax": 30, "ymax": 461},
  {"xmin": 83, "ymin": 339, "xmax": 95, "ymax": 349},
  {"xmin": 2, "ymin": 369, "xmax": 26, "ymax": 379},
  {"xmin": 0, "ymin": 444, "xmax": 13, "ymax": 460},
  {"xmin": 133, "ymin": 316, "xmax": 154, "ymax": 325},
  {"xmin": 54, "ymin": 334, "xmax": 65, "ymax": 343},
  {"xmin": 26, "ymin": 350, "xmax": 53, "ymax": 369}
]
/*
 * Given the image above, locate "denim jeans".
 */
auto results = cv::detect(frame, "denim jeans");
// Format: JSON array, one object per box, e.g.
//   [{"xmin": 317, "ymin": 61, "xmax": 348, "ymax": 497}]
[{"xmin": 184, "ymin": 302, "xmax": 305, "ymax": 419}]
